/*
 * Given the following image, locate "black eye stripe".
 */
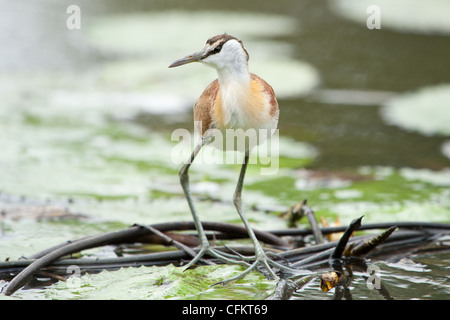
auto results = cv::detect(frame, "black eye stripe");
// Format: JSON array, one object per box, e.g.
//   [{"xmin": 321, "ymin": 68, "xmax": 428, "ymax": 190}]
[
  {"xmin": 203, "ymin": 34, "xmax": 249, "ymax": 62},
  {"xmin": 202, "ymin": 43, "xmax": 224, "ymax": 59}
]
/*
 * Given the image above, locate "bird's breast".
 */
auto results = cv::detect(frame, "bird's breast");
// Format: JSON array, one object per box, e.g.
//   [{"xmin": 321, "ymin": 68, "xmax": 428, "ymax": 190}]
[{"xmin": 213, "ymin": 76, "xmax": 277, "ymax": 132}]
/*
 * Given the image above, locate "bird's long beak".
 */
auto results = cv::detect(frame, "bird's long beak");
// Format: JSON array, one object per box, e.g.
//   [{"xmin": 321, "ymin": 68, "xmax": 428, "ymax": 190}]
[{"xmin": 168, "ymin": 49, "xmax": 206, "ymax": 68}]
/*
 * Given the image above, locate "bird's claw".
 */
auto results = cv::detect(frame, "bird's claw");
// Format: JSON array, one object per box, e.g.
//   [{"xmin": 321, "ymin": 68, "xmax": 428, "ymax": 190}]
[
  {"xmin": 183, "ymin": 245, "xmax": 251, "ymax": 270},
  {"xmin": 211, "ymin": 251, "xmax": 294, "ymax": 286},
  {"xmin": 184, "ymin": 244, "xmax": 298, "ymax": 286}
]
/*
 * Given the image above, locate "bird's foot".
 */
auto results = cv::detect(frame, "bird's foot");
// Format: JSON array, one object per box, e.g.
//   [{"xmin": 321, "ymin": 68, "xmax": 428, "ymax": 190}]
[
  {"xmin": 182, "ymin": 241, "xmax": 298, "ymax": 285},
  {"xmin": 182, "ymin": 243, "xmax": 250, "ymax": 270},
  {"xmin": 212, "ymin": 249, "xmax": 296, "ymax": 286}
]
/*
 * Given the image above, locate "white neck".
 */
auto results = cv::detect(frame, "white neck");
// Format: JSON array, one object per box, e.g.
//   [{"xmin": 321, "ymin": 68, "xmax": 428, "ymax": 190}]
[
  {"xmin": 214, "ymin": 60, "xmax": 252, "ymax": 129},
  {"xmin": 216, "ymin": 61, "xmax": 250, "ymax": 89}
]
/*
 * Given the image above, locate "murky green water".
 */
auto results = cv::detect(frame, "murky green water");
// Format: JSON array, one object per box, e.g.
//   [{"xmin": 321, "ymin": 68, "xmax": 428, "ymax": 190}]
[{"xmin": 0, "ymin": 0, "xmax": 449, "ymax": 299}]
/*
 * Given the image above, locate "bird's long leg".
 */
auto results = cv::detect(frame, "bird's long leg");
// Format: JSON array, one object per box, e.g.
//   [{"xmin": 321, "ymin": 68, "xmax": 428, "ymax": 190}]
[
  {"xmin": 179, "ymin": 141, "xmax": 249, "ymax": 269},
  {"xmin": 215, "ymin": 152, "xmax": 295, "ymax": 285}
]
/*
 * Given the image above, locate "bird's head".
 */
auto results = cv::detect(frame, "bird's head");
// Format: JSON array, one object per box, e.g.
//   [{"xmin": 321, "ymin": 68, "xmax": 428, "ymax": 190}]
[{"xmin": 169, "ymin": 33, "xmax": 249, "ymax": 71}]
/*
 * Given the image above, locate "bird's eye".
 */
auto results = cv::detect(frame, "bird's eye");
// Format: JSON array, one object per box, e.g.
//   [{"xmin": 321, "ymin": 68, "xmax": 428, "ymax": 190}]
[{"xmin": 213, "ymin": 45, "xmax": 222, "ymax": 54}]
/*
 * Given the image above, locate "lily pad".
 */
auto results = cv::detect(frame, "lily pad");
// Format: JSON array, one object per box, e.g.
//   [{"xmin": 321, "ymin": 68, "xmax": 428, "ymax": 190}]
[
  {"xmin": 399, "ymin": 168, "xmax": 450, "ymax": 187},
  {"xmin": 86, "ymin": 10, "xmax": 299, "ymax": 55},
  {"xmin": 248, "ymin": 166, "xmax": 450, "ymax": 223},
  {"xmin": 86, "ymin": 10, "xmax": 320, "ymax": 103},
  {"xmin": 44, "ymin": 265, "xmax": 275, "ymax": 300},
  {"xmin": 442, "ymin": 140, "xmax": 450, "ymax": 160},
  {"xmin": 381, "ymin": 84, "xmax": 450, "ymax": 136}
]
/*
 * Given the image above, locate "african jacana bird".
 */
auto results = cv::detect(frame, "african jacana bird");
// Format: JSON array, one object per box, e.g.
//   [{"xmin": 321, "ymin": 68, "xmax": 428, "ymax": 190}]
[{"xmin": 169, "ymin": 34, "xmax": 291, "ymax": 283}]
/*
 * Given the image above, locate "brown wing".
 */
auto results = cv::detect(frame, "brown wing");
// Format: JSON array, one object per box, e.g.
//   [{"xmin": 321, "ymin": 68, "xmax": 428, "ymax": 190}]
[
  {"xmin": 250, "ymin": 73, "xmax": 279, "ymax": 119},
  {"xmin": 193, "ymin": 79, "xmax": 220, "ymax": 136}
]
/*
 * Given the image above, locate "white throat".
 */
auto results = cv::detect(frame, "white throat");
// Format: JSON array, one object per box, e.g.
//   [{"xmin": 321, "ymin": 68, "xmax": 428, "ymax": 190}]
[
  {"xmin": 216, "ymin": 63, "xmax": 252, "ymax": 129},
  {"xmin": 216, "ymin": 62, "xmax": 250, "ymax": 90}
]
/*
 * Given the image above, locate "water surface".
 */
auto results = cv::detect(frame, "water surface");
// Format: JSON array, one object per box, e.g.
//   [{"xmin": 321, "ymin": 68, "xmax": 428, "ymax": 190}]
[{"xmin": 0, "ymin": 0, "xmax": 449, "ymax": 299}]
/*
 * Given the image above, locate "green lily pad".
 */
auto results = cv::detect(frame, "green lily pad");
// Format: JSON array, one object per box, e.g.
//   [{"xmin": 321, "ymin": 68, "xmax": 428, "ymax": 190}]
[
  {"xmin": 86, "ymin": 11, "xmax": 297, "ymax": 54},
  {"xmin": 86, "ymin": 11, "xmax": 319, "ymax": 101},
  {"xmin": 442, "ymin": 140, "xmax": 450, "ymax": 160},
  {"xmin": 44, "ymin": 264, "xmax": 276, "ymax": 300},
  {"xmin": 248, "ymin": 166, "xmax": 450, "ymax": 223},
  {"xmin": 381, "ymin": 84, "xmax": 450, "ymax": 137}
]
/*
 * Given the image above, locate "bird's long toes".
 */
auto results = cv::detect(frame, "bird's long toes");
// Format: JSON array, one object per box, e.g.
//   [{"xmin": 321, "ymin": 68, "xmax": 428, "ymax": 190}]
[{"xmin": 211, "ymin": 256, "xmax": 284, "ymax": 286}]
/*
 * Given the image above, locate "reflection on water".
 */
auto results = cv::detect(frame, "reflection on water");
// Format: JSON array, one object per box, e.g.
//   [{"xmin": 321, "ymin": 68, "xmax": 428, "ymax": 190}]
[{"xmin": 292, "ymin": 252, "xmax": 450, "ymax": 300}]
